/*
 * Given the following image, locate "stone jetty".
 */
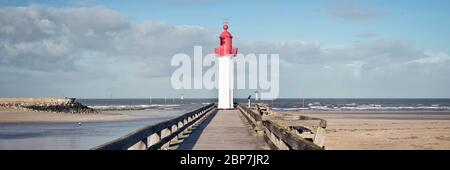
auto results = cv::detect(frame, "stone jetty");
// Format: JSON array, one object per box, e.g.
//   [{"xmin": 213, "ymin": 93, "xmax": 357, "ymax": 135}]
[{"xmin": 0, "ymin": 98, "xmax": 97, "ymax": 114}]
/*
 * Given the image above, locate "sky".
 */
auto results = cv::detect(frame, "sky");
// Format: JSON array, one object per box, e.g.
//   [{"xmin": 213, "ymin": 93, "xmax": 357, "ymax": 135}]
[{"xmin": 0, "ymin": 0, "xmax": 450, "ymax": 98}]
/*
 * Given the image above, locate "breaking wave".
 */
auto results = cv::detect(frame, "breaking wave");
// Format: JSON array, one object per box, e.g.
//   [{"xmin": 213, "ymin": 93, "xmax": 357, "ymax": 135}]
[
  {"xmin": 273, "ymin": 103, "xmax": 450, "ymax": 112},
  {"xmin": 89, "ymin": 104, "xmax": 180, "ymax": 110}
]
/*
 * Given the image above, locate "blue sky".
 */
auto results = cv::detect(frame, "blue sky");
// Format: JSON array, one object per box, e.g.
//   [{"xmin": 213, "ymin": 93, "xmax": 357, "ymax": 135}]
[
  {"xmin": 1, "ymin": 0, "xmax": 450, "ymax": 98},
  {"xmin": 110, "ymin": 0, "xmax": 450, "ymax": 52},
  {"xmin": 2, "ymin": 0, "xmax": 450, "ymax": 52}
]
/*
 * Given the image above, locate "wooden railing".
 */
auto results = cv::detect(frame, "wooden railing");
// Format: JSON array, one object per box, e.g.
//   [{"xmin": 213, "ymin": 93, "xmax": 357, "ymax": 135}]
[
  {"xmin": 237, "ymin": 103, "xmax": 324, "ymax": 150},
  {"xmin": 237, "ymin": 104, "xmax": 263, "ymax": 134},
  {"xmin": 92, "ymin": 103, "xmax": 215, "ymax": 150},
  {"xmin": 263, "ymin": 120, "xmax": 323, "ymax": 150}
]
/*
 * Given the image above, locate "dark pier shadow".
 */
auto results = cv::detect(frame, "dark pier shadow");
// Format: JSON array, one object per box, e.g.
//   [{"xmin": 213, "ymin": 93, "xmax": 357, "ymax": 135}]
[{"xmin": 176, "ymin": 109, "xmax": 218, "ymax": 150}]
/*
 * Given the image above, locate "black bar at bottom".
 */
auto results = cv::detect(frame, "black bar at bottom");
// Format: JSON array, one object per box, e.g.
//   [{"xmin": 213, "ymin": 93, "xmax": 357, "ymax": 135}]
[{"xmin": 0, "ymin": 150, "xmax": 447, "ymax": 169}]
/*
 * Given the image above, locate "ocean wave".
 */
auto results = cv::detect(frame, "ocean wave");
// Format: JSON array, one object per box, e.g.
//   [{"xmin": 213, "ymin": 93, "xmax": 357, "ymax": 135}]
[
  {"xmin": 273, "ymin": 108, "xmax": 308, "ymax": 111},
  {"xmin": 89, "ymin": 104, "xmax": 180, "ymax": 110},
  {"xmin": 275, "ymin": 103, "xmax": 450, "ymax": 111}
]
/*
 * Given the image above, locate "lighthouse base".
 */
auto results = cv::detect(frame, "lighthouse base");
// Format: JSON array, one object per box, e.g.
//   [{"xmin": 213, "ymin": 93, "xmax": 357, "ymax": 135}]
[{"xmin": 217, "ymin": 57, "xmax": 234, "ymax": 109}]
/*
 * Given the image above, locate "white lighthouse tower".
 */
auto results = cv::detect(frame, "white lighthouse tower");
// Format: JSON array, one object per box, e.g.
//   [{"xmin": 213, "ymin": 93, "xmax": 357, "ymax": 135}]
[{"xmin": 215, "ymin": 23, "xmax": 238, "ymax": 109}]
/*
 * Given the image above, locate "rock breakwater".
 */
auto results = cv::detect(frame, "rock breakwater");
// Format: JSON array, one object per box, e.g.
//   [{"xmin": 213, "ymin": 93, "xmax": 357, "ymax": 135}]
[{"xmin": 0, "ymin": 98, "xmax": 97, "ymax": 114}]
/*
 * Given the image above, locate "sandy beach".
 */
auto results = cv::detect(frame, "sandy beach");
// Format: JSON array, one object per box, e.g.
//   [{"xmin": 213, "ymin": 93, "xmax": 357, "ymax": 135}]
[
  {"xmin": 0, "ymin": 108, "xmax": 138, "ymax": 123},
  {"xmin": 284, "ymin": 111, "xmax": 450, "ymax": 150}
]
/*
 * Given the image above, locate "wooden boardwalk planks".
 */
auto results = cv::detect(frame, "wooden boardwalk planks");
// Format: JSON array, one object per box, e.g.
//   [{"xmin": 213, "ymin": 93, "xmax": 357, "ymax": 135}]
[{"xmin": 177, "ymin": 109, "xmax": 266, "ymax": 150}]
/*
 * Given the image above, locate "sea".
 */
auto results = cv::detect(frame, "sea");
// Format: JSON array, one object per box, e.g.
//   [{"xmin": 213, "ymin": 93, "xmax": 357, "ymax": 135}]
[
  {"xmin": 81, "ymin": 98, "xmax": 450, "ymax": 112},
  {"xmin": 0, "ymin": 98, "xmax": 449, "ymax": 150}
]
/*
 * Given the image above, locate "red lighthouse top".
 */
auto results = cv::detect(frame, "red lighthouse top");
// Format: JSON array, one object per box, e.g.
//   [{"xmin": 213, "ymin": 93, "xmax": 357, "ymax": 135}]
[{"xmin": 215, "ymin": 23, "xmax": 238, "ymax": 57}]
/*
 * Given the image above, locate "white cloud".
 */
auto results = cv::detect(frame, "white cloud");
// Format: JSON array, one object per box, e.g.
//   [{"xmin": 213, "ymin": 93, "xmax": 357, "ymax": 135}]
[
  {"xmin": 407, "ymin": 51, "xmax": 450, "ymax": 64},
  {"xmin": 323, "ymin": 0, "xmax": 386, "ymax": 21},
  {"xmin": 344, "ymin": 61, "xmax": 365, "ymax": 78}
]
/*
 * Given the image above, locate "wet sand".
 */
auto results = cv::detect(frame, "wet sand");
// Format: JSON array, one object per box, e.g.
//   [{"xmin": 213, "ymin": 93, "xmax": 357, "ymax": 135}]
[
  {"xmin": 285, "ymin": 111, "xmax": 450, "ymax": 150},
  {"xmin": 0, "ymin": 108, "xmax": 138, "ymax": 123},
  {"xmin": 0, "ymin": 109, "xmax": 185, "ymax": 150}
]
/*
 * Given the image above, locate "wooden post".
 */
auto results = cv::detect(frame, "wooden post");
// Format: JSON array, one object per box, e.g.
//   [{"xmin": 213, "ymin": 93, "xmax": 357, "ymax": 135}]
[
  {"xmin": 128, "ymin": 139, "xmax": 147, "ymax": 150},
  {"xmin": 177, "ymin": 121, "xmax": 185, "ymax": 139},
  {"xmin": 170, "ymin": 124, "xmax": 179, "ymax": 145},
  {"xmin": 148, "ymin": 133, "xmax": 161, "ymax": 147},
  {"xmin": 313, "ymin": 127, "xmax": 326, "ymax": 147},
  {"xmin": 160, "ymin": 128, "xmax": 171, "ymax": 150}
]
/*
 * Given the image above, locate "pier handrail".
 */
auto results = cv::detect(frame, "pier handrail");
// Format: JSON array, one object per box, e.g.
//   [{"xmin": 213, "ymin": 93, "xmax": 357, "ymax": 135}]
[
  {"xmin": 92, "ymin": 103, "xmax": 215, "ymax": 150},
  {"xmin": 237, "ymin": 104, "xmax": 264, "ymax": 133},
  {"xmin": 237, "ymin": 104, "xmax": 262, "ymax": 120},
  {"xmin": 297, "ymin": 115, "xmax": 327, "ymax": 128},
  {"xmin": 263, "ymin": 120, "xmax": 323, "ymax": 150},
  {"xmin": 237, "ymin": 103, "xmax": 324, "ymax": 150}
]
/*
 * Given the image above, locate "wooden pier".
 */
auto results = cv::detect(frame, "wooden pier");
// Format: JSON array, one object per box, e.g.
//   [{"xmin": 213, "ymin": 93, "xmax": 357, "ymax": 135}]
[
  {"xmin": 92, "ymin": 103, "xmax": 326, "ymax": 150},
  {"xmin": 177, "ymin": 109, "xmax": 267, "ymax": 150}
]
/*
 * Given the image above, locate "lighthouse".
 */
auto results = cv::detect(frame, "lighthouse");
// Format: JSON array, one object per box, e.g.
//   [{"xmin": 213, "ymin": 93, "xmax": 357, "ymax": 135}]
[{"xmin": 215, "ymin": 23, "xmax": 238, "ymax": 109}]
